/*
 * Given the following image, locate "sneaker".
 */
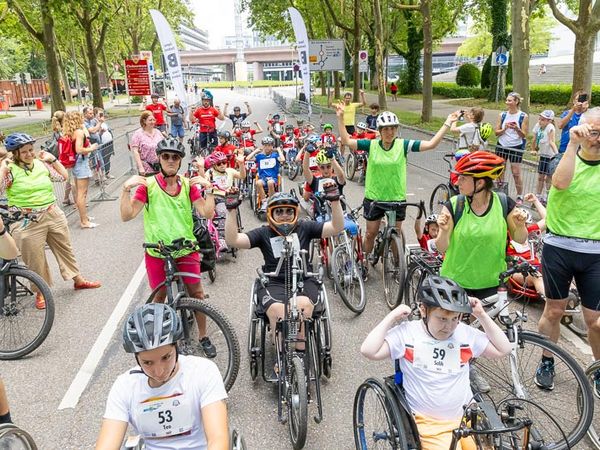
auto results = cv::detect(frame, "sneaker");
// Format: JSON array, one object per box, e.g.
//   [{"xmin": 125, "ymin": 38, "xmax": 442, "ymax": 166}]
[
  {"xmin": 516, "ymin": 195, "xmax": 524, "ymax": 205},
  {"xmin": 218, "ymin": 239, "xmax": 228, "ymax": 252},
  {"xmin": 535, "ymin": 359, "xmax": 555, "ymax": 390},
  {"xmin": 469, "ymin": 365, "xmax": 490, "ymax": 393},
  {"xmin": 35, "ymin": 292, "xmax": 46, "ymax": 310},
  {"xmin": 594, "ymin": 369, "xmax": 600, "ymax": 399},
  {"xmin": 200, "ymin": 336, "xmax": 217, "ymax": 358}
]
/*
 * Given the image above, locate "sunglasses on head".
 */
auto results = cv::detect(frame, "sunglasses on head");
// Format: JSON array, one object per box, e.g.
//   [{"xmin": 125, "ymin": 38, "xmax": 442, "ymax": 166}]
[{"xmin": 160, "ymin": 153, "xmax": 181, "ymax": 161}]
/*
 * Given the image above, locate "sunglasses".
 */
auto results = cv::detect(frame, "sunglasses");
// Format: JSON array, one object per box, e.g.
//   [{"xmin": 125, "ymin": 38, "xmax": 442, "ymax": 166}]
[
  {"xmin": 160, "ymin": 153, "xmax": 182, "ymax": 161},
  {"xmin": 216, "ymin": 160, "xmax": 227, "ymax": 165},
  {"xmin": 273, "ymin": 207, "xmax": 295, "ymax": 216},
  {"xmin": 318, "ymin": 164, "xmax": 332, "ymax": 169}
]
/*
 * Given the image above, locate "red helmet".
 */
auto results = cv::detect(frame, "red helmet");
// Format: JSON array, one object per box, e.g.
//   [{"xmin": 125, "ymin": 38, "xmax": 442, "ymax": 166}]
[{"xmin": 452, "ymin": 151, "xmax": 505, "ymax": 180}]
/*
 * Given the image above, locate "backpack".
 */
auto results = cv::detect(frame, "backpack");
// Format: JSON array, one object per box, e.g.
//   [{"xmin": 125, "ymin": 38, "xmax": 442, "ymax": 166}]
[
  {"xmin": 58, "ymin": 135, "xmax": 77, "ymax": 168},
  {"xmin": 41, "ymin": 132, "xmax": 60, "ymax": 159},
  {"xmin": 500, "ymin": 111, "xmax": 527, "ymax": 149},
  {"xmin": 450, "ymin": 192, "xmax": 509, "ymax": 227}
]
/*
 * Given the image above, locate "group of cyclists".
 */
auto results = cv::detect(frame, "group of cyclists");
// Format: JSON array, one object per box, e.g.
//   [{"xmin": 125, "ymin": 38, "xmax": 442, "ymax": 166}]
[{"xmin": 1, "ymin": 86, "xmax": 599, "ymax": 450}]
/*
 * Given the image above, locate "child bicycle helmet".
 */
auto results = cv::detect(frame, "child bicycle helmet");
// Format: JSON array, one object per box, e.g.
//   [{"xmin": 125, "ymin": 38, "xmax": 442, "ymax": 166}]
[
  {"xmin": 5, "ymin": 133, "xmax": 35, "ymax": 151},
  {"xmin": 307, "ymin": 134, "xmax": 320, "ymax": 144},
  {"xmin": 454, "ymin": 149, "xmax": 470, "ymax": 162},
  {"xmin": 285, "ymin": 124, "xmax": 295, "ymax": 130},
  {"xmin": 211, "ymin": 151, "xmax": 228, "ymax": 165},
  {"xmin": 266, "ymin": 192, "xmax": 300, "ymax": 236},
  {"xmin": 122, "ymin": 303, "xmax": 183, "ymax": 353},
  {"xmin": 261, "ymin": 136, "xmax": 275, "ymax": 145},
  {"xmin": 376, "ymin": 111, "xmax": 400, "ymax": 129},
  {"xmin": 418, "ymin": 275, "xmax": 472, "ymax": 314},
  {"xmin": 479, "ymin": 123, "xmax": 493, "ymax": 141},
  {"xmin": 241, "ymin": 120, "xmax": 251, "ymax": 128},
  {"xmin": 315, "ymin": 150, "xmax": 331, "ymax": 166},
  {"xmin": 156, "ymin": 137, "xmax": 186, "ymax": 157},
  {"xmin": 323, "ymin": 123, "xmax": 333, "ymax": 131},
  {"xmin": 425, "ymin": 214, "xmax": 438, "ymax": 225},
  {"xmin": 452, "ymin": 150, "xmax": 505, "ymax": 180},
  {"xmin": 218, "ymin": 131, "xmax": 231, "ymax": 141},
  {"xmin": 356, "ymin": 122, "xmax": 367, "ymax": 130}
]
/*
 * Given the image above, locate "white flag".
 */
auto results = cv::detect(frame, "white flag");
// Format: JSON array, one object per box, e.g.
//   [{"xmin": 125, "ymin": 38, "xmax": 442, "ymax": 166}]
[
  {"xmin": 149, "ymin": 9, "xmax": 187, "ymax": 108},
  {"xmin": 287, "ymin": 7, "xmax": 311, "ymax": 115}
]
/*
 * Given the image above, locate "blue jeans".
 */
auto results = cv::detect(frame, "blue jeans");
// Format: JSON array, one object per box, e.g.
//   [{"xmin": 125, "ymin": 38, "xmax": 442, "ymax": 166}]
[{"xmin": 171, "ymin": 123, "xmax": 185, "ymax": 138}]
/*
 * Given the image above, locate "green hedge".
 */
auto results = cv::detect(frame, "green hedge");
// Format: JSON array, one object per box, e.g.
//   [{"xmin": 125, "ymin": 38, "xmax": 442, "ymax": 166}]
[
  {"xmin": 432, "ymin": 82, "xmax": 488, "ymax": 99},
  {"xmin": 456, "ymin": 63, "xmax": 481, "ymax": 87}
]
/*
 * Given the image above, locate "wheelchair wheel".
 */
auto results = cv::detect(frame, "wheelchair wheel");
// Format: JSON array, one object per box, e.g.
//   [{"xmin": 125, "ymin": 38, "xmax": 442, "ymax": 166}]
[
  {"xmin": 403, "ymin": 263, "xmax": 425, "ymax": 317},
  {"xmin": 346, "ymin": 152, "xmax": 357, "ymax": 181},
  {"xmin": 317, "ymin": 296, "xmax": 333, "ymax": 379},
  {"xmin": 288, "ymin": 355, "xmax": 308, "ymax": 450},
  {"xmin": 583, "ymin": 360, "xmax": 600, "ymax": 449},
  {"xmin": 353, "ymin": 378, "xmax": 407, "ymax": 450},
  {"xmin": 332, "ymin": 245, "xmax": 366, "ymax": 314},
  {"xmin": 247, "ymin": 281, "xmax": 261, "ymax": 381},
  {"xmin": 288, "ymin": 161, "xmax": 300, "ymax": 181},
  {"xmin": 429, "ymin": 183, "xmax": 450, "ymax": 215},
  {"xmin": 0, "ymin": 423, "xmax": 38, "ymax": 449},
  {"xmin": 382, "ymin": 233, "xmax": 406, "ymax": 310}
]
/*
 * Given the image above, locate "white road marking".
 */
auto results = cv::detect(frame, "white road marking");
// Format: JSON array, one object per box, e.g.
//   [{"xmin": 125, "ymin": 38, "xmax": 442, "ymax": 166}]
[
  {"xmin": 58, "ymin": 260, "xmax": 147, "ymax": 410},
  {"xmin": 560, "ymin": 326, "xmax": 593, "ymax": 358},
  {"xmin": 406, "ymin": 192, "xmax": 415, "ymax": 196}
]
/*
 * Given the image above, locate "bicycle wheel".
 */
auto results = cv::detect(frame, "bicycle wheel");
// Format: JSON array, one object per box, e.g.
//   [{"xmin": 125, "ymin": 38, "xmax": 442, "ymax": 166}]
[
  {"xmin": 429, "ymin": 183, "xmax": 450, "ymax": 215},
  {"xmin": 582, "ymin": 361, "xmax": 600, "ymax": 449},
  {"xmin": 332, "ymin": 245, "xmax": 366, "ymax": 314},
  {"xmin": 288, "ymin": 161, "xmax": 300, "ymax": 181},
  {"xmin": 0, "ymin": 423, "xmax": 38, "ymax": 449},
  {"xmin": 0, "ymin": 267, "xmax": 54, "ymax": 360},
  {"xmin": 472, "ymin": 330, "xmax": 593, "ymax": 450},
  {"xmin": 561, "ymin": 290, "xmax": 587, "ymax": 338},
  {"xmin": 176, "ymin": 297, "xmax": 240, "ymax": 392},
  {"xmin": 346, "ymin": 152, "xmax": 357, "ymax": 181},
  {"xmin": 382, "ymin": 233, "xmax": 406, "ymax": 310},
  {"xmin": 287, "ymin": 355, "xmax": 308, "ymax": 450},
  {"xmin": 230, "ymin": 428, "xmax": 247, "ymax": 450},
  {"xmin": 403, "ymin": 263, "xmax": 425, "ymax": 317},
  {"xmin": 353, "ymin": 378, "xmax": 407, "ymax": 450}
]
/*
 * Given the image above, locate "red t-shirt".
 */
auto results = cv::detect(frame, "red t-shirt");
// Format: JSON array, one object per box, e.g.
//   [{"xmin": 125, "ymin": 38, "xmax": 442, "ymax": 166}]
[
  {"xmin": 390, "ymin": 84, "xmax": 398, "ymax": 94},
  {"xmin": 300, "ymin": 148, "xmax": 321, "ymax": 172},
  {"xmin": 418, "ymin": 234, "xmax": 432, "ymax": 251},
  {"xmin": 215, "ymin": 143, "xmax": 238, "ymax": 168},
  {"xmin": 279, "ymin": 133, "xmax": 297, "ymax": 148},
  {"xmin": 193, "ymin": 107, "xmax": 220, "ymax": 132},
  {"xmin": 320, "ymin": 133, "xmax": 337, "ymax": 145},
  {"xmin": 351, "ymin": 131, "xmax": 377, "ymax": 139},
  {"xmin": 234, "ymin": 129, "xmax": 256, "ymax": 148},
  {"xmin": 146, "ymin": 103, "xmax": 167, "ymax": 125},
  {"xmin": 133, "ymin": 173, "xmax": 203, "ymax": 204}
]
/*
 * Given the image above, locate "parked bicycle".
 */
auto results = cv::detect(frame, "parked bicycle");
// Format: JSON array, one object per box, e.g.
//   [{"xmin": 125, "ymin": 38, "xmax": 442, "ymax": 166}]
[{"xmin": 345, "ymin": 148, "xmax": 368, "ymax": 184}]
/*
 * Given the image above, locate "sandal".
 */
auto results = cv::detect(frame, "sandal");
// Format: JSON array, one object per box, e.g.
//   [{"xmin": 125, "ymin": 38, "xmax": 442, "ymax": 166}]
[
  {"xmin": 81, "ymin": 222, "xmax": 99, "ymax": 229},
  {"xmin": 74, "ymin": 279, "xmax": 102, "ymax": 290}
]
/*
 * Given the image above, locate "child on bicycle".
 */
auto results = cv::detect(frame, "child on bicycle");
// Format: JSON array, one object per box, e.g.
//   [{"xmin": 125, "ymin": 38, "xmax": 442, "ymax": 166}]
[
  {"xmin": 246, "ymin": 136, "xmax": 284, "ymax": 210},
  {"xmin": 214, "ymin": 131, "xmax": 241, "ymax": 169},
  {"xmin": 303, "ymin": 149, "xmax": 346, "ymax": 220},
  {"xmin": 234, "ymin": 120, "xmax": 262, "ymax": 155},
  {"xmin": 361, "ymin": 275, "xmax": 511, "ymax": 450},
  {"xmin": 414, "ymin": 212, "xmax": 440, "ymax": 253},
  {"xmin": 351, "ymin": 122, "xmax": 377, "ymax": 140}
]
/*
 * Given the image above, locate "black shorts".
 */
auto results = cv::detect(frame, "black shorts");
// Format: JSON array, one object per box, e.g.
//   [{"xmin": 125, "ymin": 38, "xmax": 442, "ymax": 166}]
[
  {"xmin": 255, "ymin": 278, "xmax": 322, "ymax": 316},
  {"xmin": 496, "ymin": 146, "xmax": 524, "ymax": 163},
  {"xmin": 464, "ymin": 286, "xmax": 498, "ymax": 301},
  {"xmin": 363, "ymin": 198, "xmax": 407, "ymax": 222},
  {"xmin": 542, "ymin": 243, "xmax": 600, "ymax": 310},
  {"xmin": 345, "ymin": 125, "xmax": 355, "ymax": 135},
  {"xmin": 537, "ymin": 156, "xmax": 553, "ymax": 175}
]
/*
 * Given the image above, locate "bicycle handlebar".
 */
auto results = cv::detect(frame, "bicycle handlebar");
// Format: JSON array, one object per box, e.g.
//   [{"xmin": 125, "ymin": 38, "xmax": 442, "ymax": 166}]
[
  {"xmin": 371, "ymin": 201, "xmax": 426, "ymax": 217},
  {"xmin": 143, "ymin": 238, "xmax": 198, "ymax": 256},
  {"xmin": 499, "ymin": 257, "xmax": 538, "ymax": 281}
]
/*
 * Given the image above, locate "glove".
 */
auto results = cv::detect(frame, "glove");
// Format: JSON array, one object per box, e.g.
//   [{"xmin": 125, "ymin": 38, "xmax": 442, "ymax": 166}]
[
  {"xmin": 225, "ymin": 188, "xmax": 242, "ymax": 210},
  {"xmin": 325, "ymin": 148, "xmax": 335, "ymax": 159},
  {"xmin": 322, "ymin": 181, "xmax": 340, "ymax": 202}
]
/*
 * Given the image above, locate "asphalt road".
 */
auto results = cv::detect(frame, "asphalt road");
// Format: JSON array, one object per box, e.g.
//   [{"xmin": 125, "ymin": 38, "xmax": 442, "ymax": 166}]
[{"xmin": 1, "ymin": 88, "xmax": 596, "ymax": 450}]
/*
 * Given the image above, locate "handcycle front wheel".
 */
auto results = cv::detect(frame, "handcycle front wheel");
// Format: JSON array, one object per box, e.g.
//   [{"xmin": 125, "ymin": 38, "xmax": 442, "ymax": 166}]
[
  {"xmin": 288, "ymin": 355, "xmax": 308, "ymax": 450},
  {"xmin": 382, "ymin": 233, "xmax": 406, "ymax": 310},
  {"xmin": 0, "ymin": 267, "xmax": 55, "ymax": 360},
  {"xmin": 332, "ymin": 245, "xmax": 366, "ymax": 314},
  {"xmin": 0, "ymin": 423, "xmax": 38, "ymax": 449},
  {"xmin": 230, "ymin": 428, "xmax": 248, "ymax": 450},
  {"xmin": 346, "ymin": 152, "xmax": 357, "ymax": 181},
  {"xmin": 175, "ymin": 297, "xmax": 241, "ymax": 392}
]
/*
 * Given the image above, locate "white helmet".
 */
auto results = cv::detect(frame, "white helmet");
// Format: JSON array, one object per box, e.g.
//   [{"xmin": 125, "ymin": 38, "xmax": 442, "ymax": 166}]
[
  {"xmin": 376, "ymin": 111, "xmax": 400, "ymax": 129},
  {"xmin": 356, "ymin": 122, "xmax": 367, "ymax": 130},
  {"xmin": 241, "ymin": 120, "xmax": 251, "ymax": 128}
]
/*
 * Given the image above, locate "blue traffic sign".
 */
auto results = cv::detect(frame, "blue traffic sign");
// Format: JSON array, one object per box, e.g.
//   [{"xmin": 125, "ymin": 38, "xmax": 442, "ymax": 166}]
[{"xmin": 495, "ymin": 53, "xmax": 509, "ymax": 66}]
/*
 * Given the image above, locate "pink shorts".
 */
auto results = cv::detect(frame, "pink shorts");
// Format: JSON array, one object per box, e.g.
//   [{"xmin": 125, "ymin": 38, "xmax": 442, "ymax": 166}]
[{"xmin": 145, "ymin": 252, "xmax": 202, "ymax": 289}]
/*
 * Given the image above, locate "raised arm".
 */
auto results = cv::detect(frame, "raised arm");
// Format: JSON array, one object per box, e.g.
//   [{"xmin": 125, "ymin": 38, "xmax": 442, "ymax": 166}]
[
  {"xmin": 225, "ymin": 198, "xmax": 251, "ymax": 249},
  {"xmin": 120, "ymin": 176, "xmax": 147, "ymax": 221},
  {"xmin": 245, "ymin": 102, "xmax": 252, "ymax": 115},
  {"xmin": 302, "ymin": 148, "xmax": 313, "ymax": 185},
  {"xmin": 434, "ymin": 205, "xmax": 454, "ymax": 253},
  {"xmin": 419, "ymin": 111, "xmax": 460, "ymax": 151},
  {"xmin": 553, "ymin": 125, "xmax": 589, "ymax": 189},
  {"xmin": 361, "ymin": 305, "xmax": 411, "ymax": 360}
]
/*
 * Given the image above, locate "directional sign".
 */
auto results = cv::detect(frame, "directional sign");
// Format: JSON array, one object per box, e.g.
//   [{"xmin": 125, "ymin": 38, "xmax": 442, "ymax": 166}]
[
  {"xmin": 491, "ymin": 51, "xmax": 510, "ymax": 67},
  {"xmin": 125, "ymin": 59, "xmax": 151, "ymax": 96},
  {"xmin": 358, "ymin": 50, "xmax": 368, "ymax": 73},
  {"xmin": 308, "ymin": 40, "xmax": 345, "ymax": 71}
]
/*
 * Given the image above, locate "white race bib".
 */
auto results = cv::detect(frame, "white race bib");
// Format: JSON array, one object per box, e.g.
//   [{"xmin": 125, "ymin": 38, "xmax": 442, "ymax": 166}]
[
  {"xmin": 316, "ymin": 177, "xmax": 335, "ymax": 193},
  {"xmin": 259, "ymin": 157, "xmax": 276, "ymax": 170},
  {"xmin": 413, "ymin": 339, "xmax": 461, "ymax": 374},
  {"xmin": 136, "ymin": 393, "xmax": 193, "ymax": 439},
  {"xmin": 308, "ymin": 156, "xmax": 317, "ymax": 168},
  {"xmin": 269, "ymin": 234, "xmax": 300, "ymax": 258}
]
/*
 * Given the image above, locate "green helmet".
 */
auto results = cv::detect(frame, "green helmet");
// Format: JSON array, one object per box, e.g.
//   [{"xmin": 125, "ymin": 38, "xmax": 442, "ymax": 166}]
[
  {"xmin": 479, "ymin": 122, "xmax": 493, "ymax": 141},
  {"xmin": 323, "ymin": 123, "xmax": 333, "ymax": 131}
]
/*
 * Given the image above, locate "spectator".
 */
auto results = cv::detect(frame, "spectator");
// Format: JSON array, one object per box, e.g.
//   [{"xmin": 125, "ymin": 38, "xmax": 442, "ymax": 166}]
[
  {"xmin": 390, "ymin": 82, "xmax": 398, "ymax": 101},
  {"xmin": 130, "ymin": 111, "xmax": 164, "ymax": 176},
  {"xmin": 64, "ymin": 111, "xmax": 99, "ymax": 228},
  {"xmin": 51, "ymin": 110, "xmax": 75, "ymax": 206},
  {"xmin": 536, "ymin": 108, "xmax": 600, "ymax": 394},
  {"xmin": 531, "ymin": 110, "xmax": 558, "ymax": 202},
  {"xmin": 96, "ymin": 108, "xmax": 115, "ymax": 179},
  {"xmin": 329, "ymin": 90, "xmax": 367, "ymax": 135},
  {"xmin": 365, "ymin": 103, "xmax": 380, "ymax": 130},
  {"xmin": 449, "ymin": 107, "xmax": 486, "ymax": 151},
  {"xmin": 83, "ymin": 106, "xmax": 105, "ymax": 184},
  {"xmin": 145, "ymin": 93, "xmax": 168, "ymax": 134},
  {"xmin": 494, "ymin": 92, "xmax": 529, "ymax": 202},
  {"xmin": 340, "ymin": 78, "xmax": 346, "ymax": 89},
  {"xmin": 167, "ymin": 98, "xmax": 186, "ymax": 144},
  {"xmin": 298, "ymin": 88, "xmax": 307, "ymax": 103},
  {"xmin": 1, "ymin": 132, "xmax": 100, "ymax": 309},
  {"xmin": 557, "ymin": 90, "xmax": 589, "ymax": 153}
]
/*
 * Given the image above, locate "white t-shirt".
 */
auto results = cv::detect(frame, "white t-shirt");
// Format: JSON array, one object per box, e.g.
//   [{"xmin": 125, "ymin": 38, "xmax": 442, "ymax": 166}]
[
  {"xmin": 100, "ymin": 122, "xmax": 113, "ymax": 144},
  {"xmin": 532, "ymin": 123, "xmax": 557, "ymax": 157},
  {"xmin": 457, "ymin": 122, "xmax": 483, "ymax": 149},
  {"xmin": 103, "ymin": 355, "xmax": 227, "ymax": 450},
  {"xmin": 498, "ymin": 111, "xmax": 526, "ymax": 149},
  {"xmin": 208, "ymin": 167, "xmax": 237, "ymax": 196},
  {"xmin": 385, "ymin": 320, "xmax": 489, "ymax": 420}
]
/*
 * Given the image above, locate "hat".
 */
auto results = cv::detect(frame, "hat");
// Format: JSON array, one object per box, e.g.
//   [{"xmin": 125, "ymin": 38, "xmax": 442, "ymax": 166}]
[{"xmin": 540, "ymin": 110, "xmax": 555, "ymax": 120}]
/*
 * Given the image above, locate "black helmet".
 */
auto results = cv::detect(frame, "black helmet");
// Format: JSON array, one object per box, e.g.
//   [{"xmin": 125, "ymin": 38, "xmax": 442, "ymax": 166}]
[
  {"xmin": 156, "ymin": 137, "xmax": 186, "ymax": 157},
  {"xmin": 122, "ymin": 303, "xmax": 183, "ymax": 353},
  {"xmin": 4, "ymin": 132, "xmax": 35, "ymax": 151},
  {"xmin": 266, "ymin": 192, "xmax": 300, "ymax": 236},
  {"xmin": 261, "ymin": 136, "xmax": 275, "ymax": 145},
  {"xmin": 418, "ymin": 275, "xmax": 472, "ymax": 314},
  {"xmin": 218, "ymin": 130, "xmax": 231, "ymax": 141}
]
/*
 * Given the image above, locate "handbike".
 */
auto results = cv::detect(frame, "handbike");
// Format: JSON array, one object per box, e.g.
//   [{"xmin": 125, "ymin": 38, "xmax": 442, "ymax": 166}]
[{"xmin": 142, "ymin": 238, "xmax": 240, "ymax": 391}]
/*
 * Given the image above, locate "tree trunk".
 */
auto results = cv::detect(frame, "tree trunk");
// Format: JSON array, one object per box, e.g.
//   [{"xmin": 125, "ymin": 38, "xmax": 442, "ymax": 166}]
[
  {"xmin": 420, "ymin": 0, "xmax": 433, "ymax": 122},
  {"xmin": 373, "ymin": 0, "xmax": 387, "ymax": 108},
  {"xmin": 487, "ymin": 0, "xmax": 509, "ymax": 103},
  {"xmin": 334, "ymin": 71, "xmax": 340, "ymax": 98},
  {"xmin": 352, "ymin": 0, "xmax": 360, "ymax": 99},
  {"xmin": 572, "ymin": 32, "xmax": 596, "ymax": 98},
  {"xmin": 402, "ymin": 11, "xmax": 423, "ymax": 95},
  {"xmin": 81, "ymin": 14, "xmax": 104, "ymax": 109},
  {"xmin": 511, "ymin": 0, "xmax": 531, "ymax": 112},
  {"xmin": 57, "ymin": 49, "xmax": 73, "ymax": 103},
  {"xmin": 40, "ymin": 0, "xmax": 65, "ymax": 113},
  {"xmin": 101, "ymin": 48, "xmax": 115, "ymax": 100}
]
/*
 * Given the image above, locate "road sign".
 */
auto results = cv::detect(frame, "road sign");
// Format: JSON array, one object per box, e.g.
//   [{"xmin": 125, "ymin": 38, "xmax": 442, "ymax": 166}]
[
  {"xmin": 358, "ymin": 50, "xmax": 368, "ymax": 73},
  {"xmin": 140, "ymin": 50, "xmax": 155, "ymax": 75},
  {"xmin": 293, "ymin": 63, "xmax": 300, "ymax": 72},
  {"xmin": 13, "ymin": 74, "xmax": 21, "ymax": 85},
  {"xmin": 308, "ymin": 40, "xmax": 345, "ymax": 71},
  {"xmin": 125, "ymin": 59, "xmax": 151, "ymax": 96},
  {"xmin": 491, "ymin": 51, "xmax": 509, "ymax": 67}
]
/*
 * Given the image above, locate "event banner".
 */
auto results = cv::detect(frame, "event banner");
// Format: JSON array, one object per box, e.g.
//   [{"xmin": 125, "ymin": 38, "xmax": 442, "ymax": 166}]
[{"xmin": 287, "ymin": 7, "xmax": 311, "ymax": 115}]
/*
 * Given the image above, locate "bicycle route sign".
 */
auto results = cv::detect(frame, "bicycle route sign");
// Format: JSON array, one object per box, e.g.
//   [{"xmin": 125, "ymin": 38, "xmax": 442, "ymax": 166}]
[{"xmin": 308, "ymin": 39, "xmax": 345, "ymax": 71}]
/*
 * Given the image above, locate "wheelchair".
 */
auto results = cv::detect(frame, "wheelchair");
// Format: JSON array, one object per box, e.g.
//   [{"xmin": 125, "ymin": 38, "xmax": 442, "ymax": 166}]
[
  {"xmin": 246, "ymin": 236, "xmax": 333, "ymax": 449},
  {"xmin": 353, "ymin": 361, "xmax": 570, "ymax": 450},
  {"xmin": 0, "ymin": 423, "xmax": 38, "ymax": 449},
  {"xmin": 251, "ymin": 173, "xmax": 283, "ymax": 222}
]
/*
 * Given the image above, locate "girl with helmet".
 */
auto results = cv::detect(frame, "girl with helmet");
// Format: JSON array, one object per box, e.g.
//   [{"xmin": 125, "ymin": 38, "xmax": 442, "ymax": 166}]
[
  {"xmin": 245, "ymin": 136, "xmax": 285, "ymax": 209},
  {"xmin": 302, "ymin": 149, "xmax": 346, "ymax": 219},
  {"xmin": 414, "ymin": 212, "xmax": 440, "ymax": 253},
  {"xmin": 96, "ymin": 303, "xmax": 228, "ymax": 449},
  {"xmin": 0, "ymin": 132, "xmax": 101, "ymax": 309},
  {"xmin": 214, "ymin": 131, "xmax": 241, "ymax": 169},
  {"xmin": 224, "ymin": 186, "xmax": 344, "ymax": 350},
  {"xmin": 448, "ymin": 107, "xmax": 487, "ymax": 151},
  {"xmin": 435, "ymin": 151, "xmax": 528, "ymax": 299},
  {"xmin": 336, "ymin": 103, "xmax": 461, "ymax": 266},
  {"xmin": 120, "ymin": 137, "xmax": 217, "ymax": 357},
  {"xmin": 361, "ymin": 275, "xmax": 511, "ymax": 450}
]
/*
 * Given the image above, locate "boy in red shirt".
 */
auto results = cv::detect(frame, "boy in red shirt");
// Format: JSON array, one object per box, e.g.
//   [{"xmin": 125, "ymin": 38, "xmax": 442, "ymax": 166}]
[
  {"xmin": 351, "ymin": 122, "xmax": 377, "ymax": 139},
  {"xmin": 414, "ymin": 214, "xmax": 440, "ymax": 253},
  {"xmin": 145, "ymin": 93, "xmax": 168, "ymax": 133},
  {"xmin": 234, "ymin": 120, "xmax": 263, "ymax": 154}
]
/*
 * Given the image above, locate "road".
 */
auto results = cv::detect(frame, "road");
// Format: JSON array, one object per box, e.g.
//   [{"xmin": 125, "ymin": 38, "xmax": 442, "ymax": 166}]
[{"xmin": 1, "ymin": 87, "xmax": 595, "ymax": 450}]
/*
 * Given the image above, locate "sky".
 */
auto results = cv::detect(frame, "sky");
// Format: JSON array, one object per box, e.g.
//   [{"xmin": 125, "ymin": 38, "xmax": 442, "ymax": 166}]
[{"xmin": 191, "ymin": 0, "xmax": 244, "ymax": 49}]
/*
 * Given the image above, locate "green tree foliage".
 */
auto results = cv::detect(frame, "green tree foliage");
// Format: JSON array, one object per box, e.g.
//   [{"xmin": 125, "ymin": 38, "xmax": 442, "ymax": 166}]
[
  {"xmin": 456, "ymin": 63, "xmax": 481, "ymax": 86},
  {"xmin": 0, "ymin": 38, "xmax": 30, "ymax": 78},
  {"xmin": 481, "ymin": 54, "xmax": 491, "ymax": 88}
]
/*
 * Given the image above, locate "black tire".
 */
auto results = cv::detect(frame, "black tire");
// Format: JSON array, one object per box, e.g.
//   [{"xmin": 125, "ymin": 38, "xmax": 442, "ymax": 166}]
[
  {"xmin": 346, "ymin": 152, "xmax": 357, "ymax": 181},
  {"xmin": 382, "ymin": 233, "xmax": 406, "ymax": 310},
  {"xmin": 332, "ymin": 245, "xmax": 366, "ymax": 314},
  {"xmin": 176, "ymin": 297, "xmax": 240, "ymax": 392},
  {"xmin": 288, "ymin": 162, "xmax": 300, "ymax": 181},
  {"xmin": 230, "ymin": 428, "xmax": 247, "ymax": 450},
  {"xmin": 353, "ymin": 378, "xmax": 407, "ymax": 450},
  {"xmin": 473, "ymin": 331, "xmax": 594, "ymax": 450},
  {"xmin": 288, "ymin": 355, "xmax": 308, "ymax": 450},
  {"xmin": 248, "ymin": 179, "xmax": 256, "ymax": 210},
  {"xmin": 583, "ymin": 360, "xmax": 600, "ymax": 449},
  {"xmin": 0, "ymin": 423, "xmax": 38, "ymax": 449},
  {"xmin": 403, "ymin": 263, "xmax": 425, "ymax": 317},
  {"xmin": 561, "ymin": 290, "xmax": 587, "ymax": 338},
  {"xmin": 208, "ymin": 269, "xmax": 217, "ymax": 283},
  {"xmin": 429, "ymin": 183, "xmax": 450, "ymax": 215},
  {"xmin": 0, "ymin": 267, "xmax": 55, "ymax": 360},
  {"xmin": 317, "ymin": 313, "xmax": 332, "ymax": 379}
]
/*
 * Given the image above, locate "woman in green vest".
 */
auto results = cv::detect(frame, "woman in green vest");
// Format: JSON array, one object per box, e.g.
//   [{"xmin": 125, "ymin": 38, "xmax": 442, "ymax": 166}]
[
  {"xmin": 0, "ymin": 133, "xmax": 101, "ymax": 309},
  {"xmin": 536, "ymin": 108, "xmax": 600, "ymax": 393},
  {"xmin": 435, "ymin": 151, "xmax": 528, "ymax": 299},
  {"xmin": 336, "ymin": 104, "xmax": 460, "ymax": 268}
]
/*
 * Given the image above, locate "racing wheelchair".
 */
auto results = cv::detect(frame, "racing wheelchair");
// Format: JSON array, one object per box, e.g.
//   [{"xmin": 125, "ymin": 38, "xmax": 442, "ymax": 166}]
[{"xmin": 247, "ymin": 235, "xmax": 333, "ymax": 449}]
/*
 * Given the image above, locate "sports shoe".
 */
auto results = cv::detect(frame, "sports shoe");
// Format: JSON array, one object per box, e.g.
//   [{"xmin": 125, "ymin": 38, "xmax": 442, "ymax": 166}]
[
  {"xmin": 35, "ymin": 293, "xmax": 46, "ymax": 310},
  {"xmin": 218, "ymin": 239, "xmax": 228, "ymax": 253},
  {"xmin": 594, "ymin": 369, "xmax": 600, "ymax": 399},
  {"xmin": 469, "ymin": 365, "xmax": 490, "ymax": 393},
  {"xmin": 200, "ymin": 336, "xmax": 217, "ymax": 358},
  {"xmin": 516, "ymin": 195, "xmax": 524, "ymax": 205},
  {"xmin": 535, "ymin": 359, "xmax": 555, "ymax": 390}
]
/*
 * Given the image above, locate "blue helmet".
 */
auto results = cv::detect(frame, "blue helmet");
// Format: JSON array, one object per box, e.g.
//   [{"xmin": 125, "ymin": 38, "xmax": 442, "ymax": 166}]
[
  {"xmin": 5, "ymin": 133, "xmax": 35, "ymax": 151},
  {"xmin": 307, "ymin": 134, "xmax": 320, "ymax": 144}
]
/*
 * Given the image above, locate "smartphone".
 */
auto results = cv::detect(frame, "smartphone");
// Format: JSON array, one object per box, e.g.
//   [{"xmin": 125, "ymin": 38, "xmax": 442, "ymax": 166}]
[
  {"xmin": 458, "ymin": 110, "xmax": 465, "ymax": 121},
  {"xmin": 578, "ymin": 93, "xmax": 588, "ymax": 103}
]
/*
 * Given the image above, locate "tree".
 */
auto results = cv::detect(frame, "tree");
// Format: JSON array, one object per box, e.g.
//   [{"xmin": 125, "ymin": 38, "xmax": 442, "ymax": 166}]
[
  {"xmin": 486, "ymin": 0, "xmax": 509, "ymax": 103},
  {"xmin": 0, "ymin": 38, "xmax": 29, "ymax": 79},
  {"xmin": 547, "ymin": 0, "xmax": 600, "ymax": 100},
  {"xmin": 510, "ymin": 0, "xmax": 537, "ymax": 112}
]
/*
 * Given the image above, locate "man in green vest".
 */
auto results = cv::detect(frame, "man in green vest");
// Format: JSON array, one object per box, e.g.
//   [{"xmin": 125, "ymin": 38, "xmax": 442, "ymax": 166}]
[
  {"xmin": 536, "ymin": 108, "xmax": 600, "ymax": 394},
  {"xmin": 120, "ymin": 137, "xmax": 217, "ymax": 357}
]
